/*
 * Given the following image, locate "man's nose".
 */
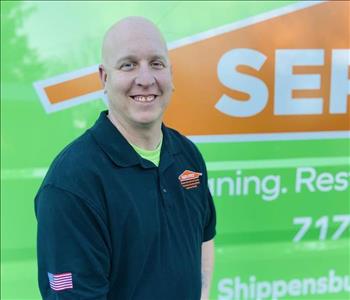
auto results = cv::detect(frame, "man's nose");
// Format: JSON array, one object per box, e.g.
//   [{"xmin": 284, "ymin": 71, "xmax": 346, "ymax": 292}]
[{"xmin": 135, "ymin": 65, "xmax": 156, "ymax": 87}]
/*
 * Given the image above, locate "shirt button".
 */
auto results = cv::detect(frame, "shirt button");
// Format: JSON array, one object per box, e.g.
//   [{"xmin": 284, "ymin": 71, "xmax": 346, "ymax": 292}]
[{"xmin": 162, "ymin": 188, "xmax": 167, "ymax": 193}]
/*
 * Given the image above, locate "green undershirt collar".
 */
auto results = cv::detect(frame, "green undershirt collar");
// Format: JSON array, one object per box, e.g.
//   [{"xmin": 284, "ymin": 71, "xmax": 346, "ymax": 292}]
[{"xmin": 130, "ymin": 136, "xmax": 163, "ymax": 167}]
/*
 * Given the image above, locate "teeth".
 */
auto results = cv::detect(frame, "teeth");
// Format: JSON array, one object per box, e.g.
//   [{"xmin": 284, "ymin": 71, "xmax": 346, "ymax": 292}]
[{"xmin": 133, "ymin": 95, "xmax": 155, "ymax": 102}]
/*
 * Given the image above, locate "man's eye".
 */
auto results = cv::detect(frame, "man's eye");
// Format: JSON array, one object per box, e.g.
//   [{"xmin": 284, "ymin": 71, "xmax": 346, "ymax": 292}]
[
  {"xmin": 151, "ymin": 61, "xmax": 165, "ymax": 69},
  {"xmin": 120, "ymin": 62, "xmax": 136, "ymax": 70}
]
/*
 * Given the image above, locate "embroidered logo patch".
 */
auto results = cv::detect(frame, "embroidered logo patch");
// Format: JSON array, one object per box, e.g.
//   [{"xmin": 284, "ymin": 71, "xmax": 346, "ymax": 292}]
[
  {"xmin": 48, "ymin": 272, "xmax": 73, "ymax": 291},
  {"xmin": 178, "ymin": 170, "xmax": 202, "ymax": 189}
]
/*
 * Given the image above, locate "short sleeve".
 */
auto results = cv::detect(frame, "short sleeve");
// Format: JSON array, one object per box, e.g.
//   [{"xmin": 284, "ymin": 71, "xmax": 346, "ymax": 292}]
[
  {"xmin": 203, "ymin": 188, "xmax": 216, "ymax": 242},
  {"xmin": 35, "ymin": 185, "xmax": 110, "ymax": 299},
  {"xmin": 201, "ymin": 158, "xmax": 216, "ymax": 242}
]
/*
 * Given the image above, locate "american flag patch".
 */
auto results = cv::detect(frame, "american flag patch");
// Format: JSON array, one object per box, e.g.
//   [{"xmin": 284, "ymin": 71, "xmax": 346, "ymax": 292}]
[{"xmin": 48, "ymin": 272, "xmax": 73, "ymax": 291}]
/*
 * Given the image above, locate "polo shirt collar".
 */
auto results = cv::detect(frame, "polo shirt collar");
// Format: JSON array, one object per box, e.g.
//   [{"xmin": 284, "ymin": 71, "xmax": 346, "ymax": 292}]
[{"xmin": 89, "ymin": 111, "xmax": 180, "ymax": 168}]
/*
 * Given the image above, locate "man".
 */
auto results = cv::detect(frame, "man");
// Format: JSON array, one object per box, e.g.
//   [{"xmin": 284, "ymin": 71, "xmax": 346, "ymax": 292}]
[{"xmin": 35, "ymin": 16, "xmax": 216, "ymax": 300}]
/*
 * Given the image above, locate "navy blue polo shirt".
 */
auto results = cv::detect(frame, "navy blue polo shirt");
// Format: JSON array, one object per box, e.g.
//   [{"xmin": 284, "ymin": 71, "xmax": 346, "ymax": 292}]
[{"xmin": 35, "ymin": 111, "xmax": 216, "ymax": 300}]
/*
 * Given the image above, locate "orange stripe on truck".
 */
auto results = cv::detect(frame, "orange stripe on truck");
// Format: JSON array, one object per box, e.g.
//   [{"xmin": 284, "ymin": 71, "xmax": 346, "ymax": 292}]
[
  {"xmin": 44, "ymin": 72, "xmax": 101, "ymax": 104},
  {"xmin": 35, "ymin": 1, "xmax": 349, "ymax": 137}
]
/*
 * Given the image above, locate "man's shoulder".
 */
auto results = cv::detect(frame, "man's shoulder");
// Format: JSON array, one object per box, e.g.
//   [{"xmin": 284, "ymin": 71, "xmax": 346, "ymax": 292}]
[
  {"xmin": 35, "ymin": 129, "xmax": 108, "ymax": 220},
  {"xmin": 41, "ymin": 129, "xmax": 103, "ymax": 190}
]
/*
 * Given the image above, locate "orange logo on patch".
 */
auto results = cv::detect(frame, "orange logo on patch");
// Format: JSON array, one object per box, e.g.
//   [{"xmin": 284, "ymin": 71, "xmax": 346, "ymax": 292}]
[{"xmin": 179, "ymin": 170, "xmax": 203, "ymax": 190}]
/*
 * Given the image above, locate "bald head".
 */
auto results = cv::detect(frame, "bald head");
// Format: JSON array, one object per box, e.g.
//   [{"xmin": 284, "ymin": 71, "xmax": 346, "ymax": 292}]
[{"xmin": 102, "ymin": 16, "xmax": 168, "ymax": 67}]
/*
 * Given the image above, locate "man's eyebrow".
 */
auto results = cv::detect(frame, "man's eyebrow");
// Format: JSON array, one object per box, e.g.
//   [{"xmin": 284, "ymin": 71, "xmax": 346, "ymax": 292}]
[
  {"xmin": 151, "ymin": 55, "xmax": 167, "ymax": 61},
  {"xmin": 114, "ymin": 54, "xmax": 168, "ymax": 67}
]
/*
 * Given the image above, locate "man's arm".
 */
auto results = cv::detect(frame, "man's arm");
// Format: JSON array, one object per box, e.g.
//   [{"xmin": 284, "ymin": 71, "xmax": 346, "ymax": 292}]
[
  {"xmin": 35, "ymin": 185, "xmax": 110, "ymax": 299},
  {"xmin": 201, "ymin": 239, "xmax": 215, "ymax": 300}
]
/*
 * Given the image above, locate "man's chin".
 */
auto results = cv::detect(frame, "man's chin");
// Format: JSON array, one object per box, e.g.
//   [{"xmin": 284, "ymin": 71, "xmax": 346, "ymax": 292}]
[
  {"xmin": 132, "ymin": 116, "xmax": 162, "ymax": 128},
  {"xmin": 131, "ymin": 111, "xmax": 163, "ymax": 125}
]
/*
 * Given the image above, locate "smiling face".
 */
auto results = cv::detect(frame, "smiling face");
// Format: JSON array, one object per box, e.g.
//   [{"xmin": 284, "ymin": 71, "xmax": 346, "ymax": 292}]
[{"xmin": 100, "ymin": 17, "xmax": 173, "ymax": 131}]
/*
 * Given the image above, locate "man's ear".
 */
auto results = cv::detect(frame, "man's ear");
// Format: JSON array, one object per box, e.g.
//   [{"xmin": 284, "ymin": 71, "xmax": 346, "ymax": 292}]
[
  {"xmin": 98, "ymin": 64, "xmax": 107, "ymax": 89},
  {"xmin": 170, "ymin": 65, "xmax": 175, "ymax": 91}
]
